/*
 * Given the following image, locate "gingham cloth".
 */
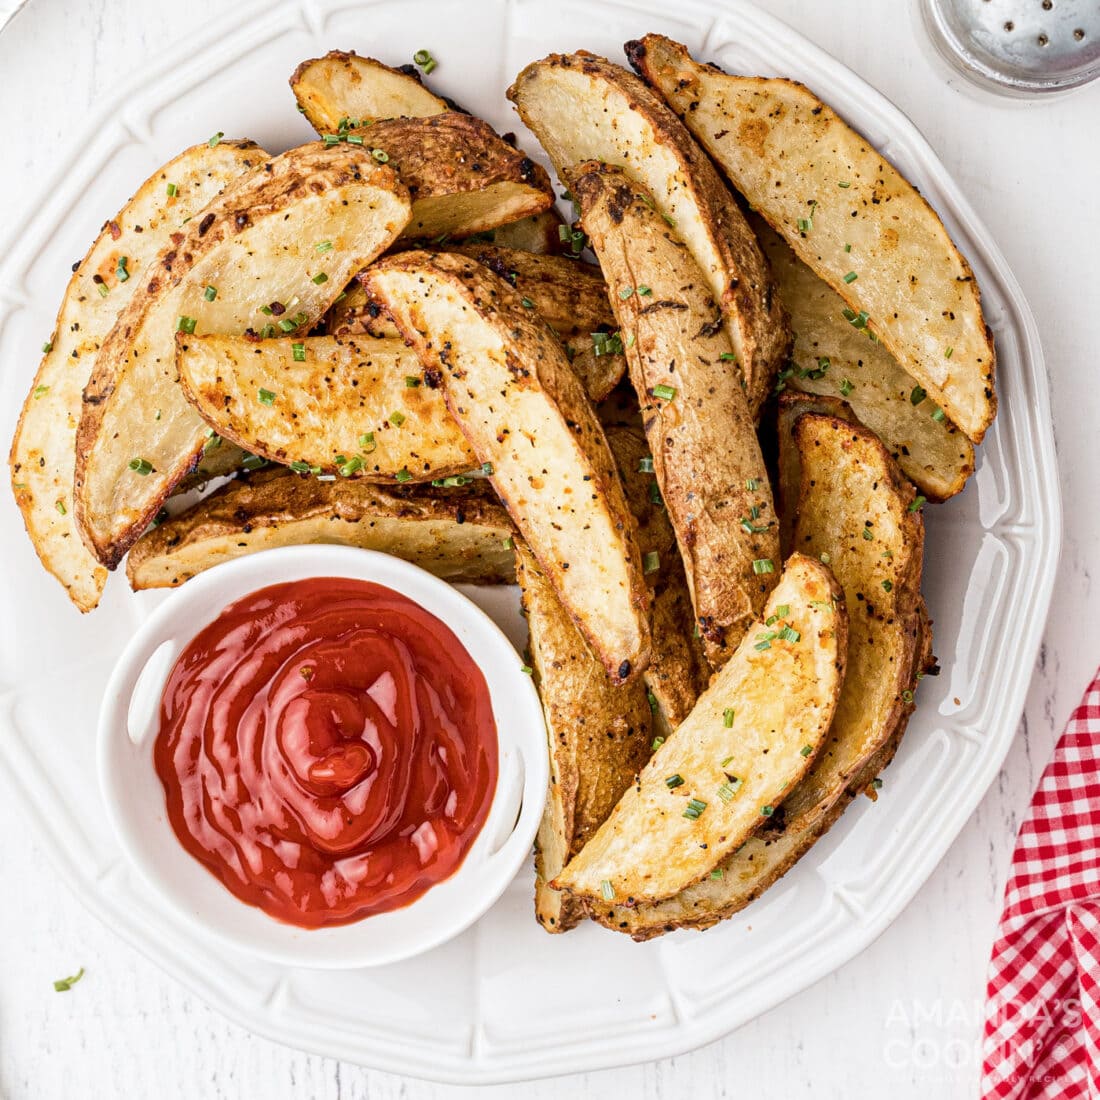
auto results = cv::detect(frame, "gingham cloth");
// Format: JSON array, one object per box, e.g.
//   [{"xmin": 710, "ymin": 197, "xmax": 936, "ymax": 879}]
[{"xmin": 982, "ymin": 670, "xmax": 1100, "ymax": 1099}]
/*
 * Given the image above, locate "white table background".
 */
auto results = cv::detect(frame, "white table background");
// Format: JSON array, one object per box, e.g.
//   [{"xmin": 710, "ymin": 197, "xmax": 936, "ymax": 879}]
[{"xmin": 0, "ymin": 1, "xmax": 1097, "ymax": 1097}]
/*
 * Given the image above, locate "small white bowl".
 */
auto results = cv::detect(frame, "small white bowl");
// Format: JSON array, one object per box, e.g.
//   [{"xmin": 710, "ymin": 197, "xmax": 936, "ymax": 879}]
[{"xmin": 97, "ymin": 545, "xmax": 547, "ymax": 969}]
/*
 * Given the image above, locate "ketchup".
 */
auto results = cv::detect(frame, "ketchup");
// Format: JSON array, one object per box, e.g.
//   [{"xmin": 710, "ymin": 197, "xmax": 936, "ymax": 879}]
[{"xmin": 154, "ymin": 577, "xmax": 498, "ymax": 928}]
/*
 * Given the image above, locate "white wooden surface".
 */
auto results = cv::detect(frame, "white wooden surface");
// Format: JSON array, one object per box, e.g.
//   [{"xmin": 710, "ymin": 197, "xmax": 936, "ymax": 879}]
[{"xmin": 1, "ymin": 1, "xmax": 1097, "ymax": 1097}]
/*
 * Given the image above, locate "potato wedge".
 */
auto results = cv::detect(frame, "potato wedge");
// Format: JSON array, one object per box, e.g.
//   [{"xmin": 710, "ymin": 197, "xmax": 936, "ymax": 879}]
[
  {"xmin": 605, "ymin": 424, "xmax": 709, "ymax": 731},
  {"xmin": 350, "ymin": 113, "xmax": 553, "ymax": 240},
  {"xmin": 290, "ymin": 51, "xmax": 451, "ymax": 130},
  {"xmin": 572, "ymin": 162, "xmax": 779, "ymax": 667},
  {"xmin": 178, "ymin": 334, "xmax": 476, "ymax": 481},
  {"xmin": 516, "ymin": 542, "xmax": 653, "ymax": 933},
  {"xmin": 508, "ymin": 50, "xmax": 789, "ymax": 418},
  {"xmin": 589, "ymin": 409, "xmax": 928, "ymax": 936},
  {"xmin": 756, "ymin": 215, "xmax": 974, "ymax": 500},
  {"xmin": 8, "ymin": 140, "xmax": 262, "ymax": 610},
  {"xmin": 127, "ymin": 468, "xmax": 515, "ymax": 590},
  {"xmin": 631, "ymin": 34, "xmax": 996, "ymax": 442},
  {"xmin": 74, "ymin": 145, "xmax": 411, "ymax": 568},
  {"xmin": 485, "ymin": 208, "xmax": 566, "ymax": 254},
  {"xmin": 363, "ymin": 250, "xmax": 650, "ymax": 684},
  {"xmin": 553, "ymin": 553, "xmax": 846, "ymax": 906},
  {"xmin": 332, "ymin": 247, "xmax": 627, "ymax": 401}
]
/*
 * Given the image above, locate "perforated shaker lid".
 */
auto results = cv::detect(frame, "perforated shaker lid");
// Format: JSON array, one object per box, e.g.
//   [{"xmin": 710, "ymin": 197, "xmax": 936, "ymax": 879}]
[{"xmin": 922, "ymin": 0, "xmax": 1100, "ymax": 96}]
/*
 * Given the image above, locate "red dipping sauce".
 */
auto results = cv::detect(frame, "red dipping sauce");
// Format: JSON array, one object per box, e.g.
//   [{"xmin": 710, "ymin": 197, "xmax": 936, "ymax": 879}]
[{"xmin": 154, "ymin": 577, "xmax": 498, "ymax": 928}]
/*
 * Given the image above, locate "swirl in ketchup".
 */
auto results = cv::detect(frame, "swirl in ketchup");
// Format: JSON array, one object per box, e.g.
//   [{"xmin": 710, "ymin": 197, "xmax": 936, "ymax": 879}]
[{"xmin": 154, "ymin": 577, "xmax": 498, "ymax": 928}]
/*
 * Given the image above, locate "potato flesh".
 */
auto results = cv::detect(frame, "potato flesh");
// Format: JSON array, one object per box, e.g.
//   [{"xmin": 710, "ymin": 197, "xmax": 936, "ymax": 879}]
[
  {"xmin": 553, "ymin": 554, "xmax": 845, "ymax": 905},
  {"xmin": 8, "ymin": 141, "xmax": 262, "ymax": 609},
  {"xmin": 74, "ymin": 146, "xmax": 411, "ymax": 567},
  {"xmin": 363, "ymin": 251, "xmax": 650, "ymax": 684},
  {"xmin": 634, "ymin": 34, "xmax": 995, "ymax": 442}
]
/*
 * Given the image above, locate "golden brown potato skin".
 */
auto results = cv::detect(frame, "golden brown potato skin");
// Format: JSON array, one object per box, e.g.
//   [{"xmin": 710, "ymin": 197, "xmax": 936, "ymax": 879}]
[
  {"xmin": 127, "ymin": 469, "xmax": 515, "ymax": 589},
  {"xmin": 8, "ymin": 140, "xmax": 262, "ymax": 611},
  {"xmin": 357, "ymin": 113, "xmax": 555, "ymax": 239},
  {"xmin": 590, "ymin": 409, "xmax": 929, "ymax": 938},
  {"xmin": 516, "ymin": 542, "xmax": 653, "ymax": 933},
  {"xmin": 554, "ymin": 554, "xmax": 846, "ymax": 907},
  {"xmin": 75, "ymin": 144, "xmax": 410, "ymax": 569},
  {"xmin": 630, "ymin": 34, "xmax": 995, "ymax": 443},
  {"xmin": 363, "ymin": 250, "xmax": 651, "ymax": 685},
  {"xmin": 508, "ymin": 50, "xmax": 789, "ymax": 419},
  {"xmin": 571, "ymin": 162, "xmax": 779, "ymax": 668}
]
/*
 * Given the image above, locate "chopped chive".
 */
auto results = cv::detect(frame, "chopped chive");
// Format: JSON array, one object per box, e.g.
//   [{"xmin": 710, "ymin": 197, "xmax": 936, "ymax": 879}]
[
  {"xmin": 176, "ymin": 315, "xmax": 197, "ymax": 334},
  {"xmin": 345, "ymin": 134, "xmax": 364, "ymax": 146},
  {"xmin": 208, "ymin": 132, "xmax": 223, "ymax": 147},
  {"xmin": 683, "ymin": 798, "xmax": 707, "ymax": 820},
  {"xmin": 405, "ymin": 376, "xmax": 421, "ymax": 388},
  {"xmin": 838, "ymin": 180, "xmax": 851, "ymax": 188},
  {"xmin": 775, "ymin": 604, "xmax": 790, "ymax": 618},
  {"xmin": 844, "ymin": 242, "xmax": 852, "ymax": 253},
  {"xmin": 389, "ymin": 411, "xmax": 406, "ymax": 427},
  {"xmin": 128, "ymin": 457, "xmax": 153, "ymax": 475},
  {"xmin": 746, "ymin": 478, "xmax": 759, "ymax": 491},
  {"xmin": 862, "ymin": 527, "xmax": 874, "ymax": 541},
  {"xmin": 55, "ymin": 499, "xmax": 67, "ymax": 515},
  {"xmin": 752, "ymin": 558, "xmax": 774, "ymax": 575},
  {"xmin": 902, "ymin": 689, "xmax": 914, "ymax": 703},
  {"xmin": 33, "ymin": 385, "xmax": 49, "ymax": 398},
  {"xmin": 638, "ymin": 457, "xmax": 654, "ymax": 473},
  {"xmin": 291, "ymin": 342, "xmax": 305, "ymax": 362},
  {"xmin": 721, "ymin": 756, "xmax": 735, "ymax": 768},
  {"xmin": 520, "ymin": 664, "xmax": 533, "ymax": 675},
  {"xmin": 843, "ymin": 271, "xmax": 858, "ymax": 284},
  {"xmin": 322, "ymin": 134, "xmax": 340, "ymax": 147},
  {"xmin": 241, "ymin": 454, "xmax": 266, "ymax": 471},
  {"xmin": 440, "ymin": 476, "xmax": 467, "ymax": 487},
  {"xmin": 96, "ymin": 282, "xmax": 110, "ymax": 298},
  {"xmin": 872, "ymin": 778, "xmax": 884, "ymax": 790},
  {"xmin": 340, "ymin": 456, "xmax": 363, "ymax": 477},
  {"xmin": 797, "ymin": 217, "xmax": 812, "ymax": 233},
  {"xmin": 312, "ymin": 272, "xmax": 328, "ymax": 285},
  {"xmin": 618, "ymin": 286, "xmax": 634, "ymax": 300},
  {"xmin": 723, "ymin": 708, "xmax": 735, "ymax": 728},
  {"xmin": 41, "ymin": 340, "xmax": 53, "ymax": 353},
  {"xmin": 931, "ymin": 407, "xmax": 946, "ymax": 422},
  {"xmin": 166, "ymin": 182, "xmax": 177, "ymax": 197},
  {"xmin": 289, "ymin": 460, "xmax": 311, "ymax": 473},
  {"xmin": 652, "ymin": 383, "xmax": 676, "ymax": 401},
  {"xmin": 882, "ymin": 579, "xmax": 894, "ymax": 592},
  {"xmin": 413, "ymin": 48, "xmax": 433, "ymax": 66},
  {"xmin": 778, "ymin": 625, "xmax": 801, "ymax": 643},
  {"xmin": 643, "ymin": 550, "xmax": 660, "ymax": 574},
  {"xmin": 257, "ymin": 388, "xmax": 276, "ymax": 406},
  {"xmin": 839, "ymin": 378, "xmax": 854, "ymax": 397},
  {"xmin": 711, "ymin": 868, "xmax": 724, "ymax": 880},
  {"xmin": 647, "ymin": 691, "xmax": 658, "ymax": 714},
  {"xmin": 754, "ymin": 638, "xmax": 773, "ymax": 652},
  {"xmin": 371, "ymin": 148, "xmax": 389, "ymax": 163},
  {"xmin": 717, "ymin": 782, "xmax": 738, "ymax": 803},
  {"xmin": 203, "ymin": 284, "xmax": 217, "ymax": 301},
  {"xmin": 665, "ymin": 774, "xmax": 685, "ymax": 789},
  {"xmin": 520, "ymin": 296, "xmax": 534, "ymax": 309},
  {"xmin": 910, "ymin": 385, "xmax": 927, "ymax": 406},
  {"xmin": 277, "ymin": 318, "xmax": 297, "ymax": 332},
  {"xmin": 648, "ymin": 481, "xmax": 663, "ymax": 505},
  {"xmin": 909, "ymin": 495, "xmax": 926, "ymax": 512},
  {"xmin": 316, "ymin": 240, "xmax": 333, "ymax": 253},
  {"xmin": 359, "ymin": 432, "xmax": 376, "ymax": 452},
  {"xmin": 945, "ymin": 346, "xmax": 954, "ymax": 359},
  {"xmin": 760, "ymin": 805, "xmax": 775, "ymax": 817},
  {"xmin": 637, "ymin": 285, "xmax": 652, "ymax": 296},
  {"xmin": 395, "ymin": 467, "xmax": 412, "ymax": 483},
  {"xmin": 800, "ymin": 744, "xmax": 813, "ymax": 757},
  {"xmin": 719, "ymin": 352, "xmax": 738, "ymax": 362},
  {"xmin": 600, "ymin": 879, "xmax": 614, "ymax": 901},
  {"xmin": 116, "ymin": 256, "xmax": 130, "ymax": 283},
  {"xmin": 53, "ymin": 968, "xmax": 85, "ymax": 993},
  {"xmin": 558, "ymin": 224, "xmax": 571, "ymax": 243},
  {"xmin": 503, "ymin": 536, "xmax": 515, "ymax": 550}
]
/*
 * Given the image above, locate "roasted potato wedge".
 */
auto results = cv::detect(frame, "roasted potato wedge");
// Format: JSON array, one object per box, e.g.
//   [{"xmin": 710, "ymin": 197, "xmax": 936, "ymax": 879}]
[
  {"xmin": 332, "ymin": 245, "xmax": 626, "ymax": 401},
  {"xmin": 756, "ymin": 216, "xmax": 974, "ymax": 500},
  {"xmin": 605, "ymin": 423, "xmax": 709, "ymax": 731},
  {"xmin": 516, "ymin": 541, "xmax": 653, "ymax": 933},
  {"xmin": 351, "ymin": 113, "xmax": 553, "ymax": 240},
  {"xmin": 572, "ymin": 162, "xmax": 779, "ymax": 667},
  {"xmin": 127, "ymin": 468, "xmax": 515, "ymax": 589},
  {"xmin": 179, "ymin": 334, "xmax": 476, "ymax": 481},
  {"xmin": 553, "ymin": 553, "xmax": 846, "ymax": 906},
  {"xmin": 290, "ymin": 51, "xmax": 450, "ymax": 130},
  {"xmin": 363, "ymin": 250, "xmax": 651, "ymax": 684},
  {"xmin": 75, "ymin": 144, "xmax": 411, "ymax": 568},
  {"xmin": 508, "ymin": 50, "xmax": 789, "ymax": 418},
  {"xmin": 485, "ymin": 208, "xmax": 566, "ymax": 254},
  {"xmin": 631, "ymin": 34, "xmax": 996, "ymax": 442},
  {"xmin": 8, "ymin": 140, "xmax": 262, "ymax": 610},
  {"xmin": 590, "ymin": 409, "xmax": 928, "ymax": 936}
]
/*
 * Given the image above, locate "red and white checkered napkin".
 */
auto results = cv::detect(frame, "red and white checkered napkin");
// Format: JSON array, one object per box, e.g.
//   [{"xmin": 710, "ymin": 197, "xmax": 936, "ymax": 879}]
[{"xmin": 982, "ymin": 669, "xmax": 1100, "ymax": 1100}]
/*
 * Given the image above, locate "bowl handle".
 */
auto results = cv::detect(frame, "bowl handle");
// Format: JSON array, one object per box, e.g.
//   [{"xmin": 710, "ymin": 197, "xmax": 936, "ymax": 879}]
[{"xmin": 121, "ymin": 638, "xmax": 182, "ymax": 746}]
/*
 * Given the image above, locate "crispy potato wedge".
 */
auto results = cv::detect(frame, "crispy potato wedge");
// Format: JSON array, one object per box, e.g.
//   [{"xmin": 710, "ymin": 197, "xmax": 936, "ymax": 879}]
[
  {"xmin": 74, "ymin": 145, "xmax": 411, "ymax": 568},
  {"xmin": 508, "ymin": 50, "xmax": 789, "ymax": 418},
  {"xmin": 756, "ymin": 216, "xmax": 974, "ymax": 500},
  {"xmin": 363, "ymin": 250, "xmax": 650, "ymax": 684},
  {"xmin": 485, "ymin": 208, "xmax": 566, "ymax": 254},
  {"xmin": 8, "ymin": 141, "xmax": 262, "ymax": 610},
  {"xmin": 179, "ymin": 334, "xmax": 477, "ymax": 482},
  {"xmin": 127, "ymin": 468, "xmax": 515, "ymax": 589},
  {"xmin": 588, "ymin": 411, "xmax": 927, "ymax": 936},
  {"xmin": 178, "ymin": 437, "xmax": 251, "ymax": 490},
  {"xmin": 605, "ymin": 424, "xmax": 709, "ymax": 731},
  {"xmin": 516, "ymin": 542, "xmax": 653, "ymax": 933},
  {"xmin": 572, "ymin": 162, "xmax": 779, "ymax": 667},
  {"xmin": 329, "ymin": 248, "xmax": 626, "ymax": 402},
  {"xmin": 553, "ymin": 553, "xmax": 846, "ymax": 906},
  {"xmin": 631, "ymin": 34, "xmax": 996, "ymax": 442},
  {"xmin": 350, "ymin": 114, "xmax": 554, "ymax": 240},
  {"xmin": 290, "ymin": 51, "xmax": 451, "ymax": 130}
]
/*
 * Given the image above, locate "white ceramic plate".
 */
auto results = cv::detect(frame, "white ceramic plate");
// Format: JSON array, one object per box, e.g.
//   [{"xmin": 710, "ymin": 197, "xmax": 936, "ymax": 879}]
[{"xmin": 0, "ymin": 0, "xmax": 1059, "ymax": 1085}]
